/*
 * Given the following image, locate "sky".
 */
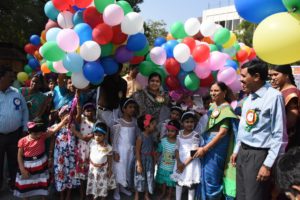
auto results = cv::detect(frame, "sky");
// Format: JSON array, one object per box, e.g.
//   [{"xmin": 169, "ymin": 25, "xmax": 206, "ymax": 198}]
[{"xmin": 139, "ymin": 0, "xmax": 233, "ymax": 30}]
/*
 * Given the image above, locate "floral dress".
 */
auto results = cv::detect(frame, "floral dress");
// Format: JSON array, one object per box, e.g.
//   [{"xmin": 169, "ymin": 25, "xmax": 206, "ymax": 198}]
[{"xmin": 54, "ymin": 127, "xmax": 80, "ymax": 192}]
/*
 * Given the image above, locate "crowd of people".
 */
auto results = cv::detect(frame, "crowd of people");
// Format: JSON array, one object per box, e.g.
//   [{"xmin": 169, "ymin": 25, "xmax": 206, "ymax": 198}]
[{"xmin": 0, "ymin": 59, "xmax": 300, "ymax": 200}]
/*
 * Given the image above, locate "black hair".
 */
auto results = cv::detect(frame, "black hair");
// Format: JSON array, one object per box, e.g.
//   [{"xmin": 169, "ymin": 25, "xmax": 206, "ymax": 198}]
[
  {"xmin": 167, "ymin": 120, "xmax": 181, "ymax": 131},
  {"xmin": 170, "ymin": 105, "xmax": 183, "ymax": 117},
  {"xmin": 275, "ymin": 147, "xmax": 300, "ymax": 196},
  {"xmin": 32, "ymin": 73, "xmax": 44, "ymax": 85},
  {"xmin": 0, "ymin": 65, "xmax": 12, "ymax": 79},
  {"xmin": 181, "ymin": 111, "xmax": 196, "ymax": 122},
  {"xmin": 93, "ymin": 121, "xmax": 108, "ymax": 135},
  {"xmin": 28, "ymin": 117, "xmax": 46, "ymax": 133},
  {"xmin": 212, "ymin": 82, "xmax": 236, "ymax": 103},
  {"xmin": 241, "ymin": 59, "xmax": 268, "ymax": 81},
  {"xmin": 129, "ymin": 64, "xmax": 138, "ymax": 70},
  {"xmin": 137, "ymin": 114, "xmax": 155, "ymax": 131},
  {"xmin": 120, "ymin": 98, "xmax": 137, "ymax": 113},
  {"xmin": 148, "ymin": 72, "xmax": 162, "ymax": 83},
  {"xmin": 270, "ymin": 65, "xmax": 296, "ymax": 86}
]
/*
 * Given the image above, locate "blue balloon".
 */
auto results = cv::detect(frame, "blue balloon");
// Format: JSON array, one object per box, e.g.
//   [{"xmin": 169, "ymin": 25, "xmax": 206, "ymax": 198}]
[
  {"xmin": 163, "ymin": 40, "xmax": 179, "ymax": 58},
  {"xmin": 100, "ymin": 57, "xmax": 119, "ymax": 75},
  {"xmin": 46, "ymin": 27, "xmax": 61, "ymax": 42},
  {"xmin": 222, "ymin": 47, "xmax": 237, "ymax": 57},
  {"xmin": 126, "ymin": 33, "xmax": 147, "ymax": 52},
  {"xmin": 177, "ymin": 70, "xmax": 188, "ymax": 87},
  {"xmin": 83, "ymin": 62, "xmax": 104, "ymax": 83},
  {"xmin": 225, "ymin": 59, "xmax": 239, "ymax": 70},
  {"xmin": 181, "ymin": 57, "xmax": 196, "ymax": 72},
  {"xmin": 73, "ymin": 10, "xmax": 84, "ymax": 25},
  {"xmin": 72, "ymin": 5, "xmax": 85, "ymax": 11},
  {"xmin": 44, "ymin": 1, "xmax": 59, "ymax": 21},
  {"xmin": 63, "ymin": 53, "xmax": 84, "ymax": 73},
  {"xmin": 30, "ymin": 35, "xmax": 40, "ymax": 46},
  {"xmin": 74, "ymin": 23, "xmax": 93, "ymax": 45},
  {"xmin": 28, "ymin": 58, "xmax": 40, "ymax": 70},
  {"xmin": 234, "ymin": 0, "xmax": 287, "ymax": 24},
  {"xmin": 26, "ymin": 54, "xmax": 34, "ymax": 60},
  {"xmin": 154, "ymin": 37, "xmax": 167, "ymax": 47}
]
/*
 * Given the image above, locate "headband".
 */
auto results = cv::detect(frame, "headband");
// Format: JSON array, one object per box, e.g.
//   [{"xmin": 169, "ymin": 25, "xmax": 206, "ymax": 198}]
[
  {"xmin": 181, "ymin": 111, "xmax": 195, "ymax": 121},
  {"xmin": 27, "ymin": 122, "xmax": 44, "ymax": 129},
  {"xmin": 59, "ymin": 105, "xmax": 70, "ymax": 116},
  {"xmin": 166, "ymin": 124, "xmax": 179, "ymax": 131},
  {"xmin": 83, "ymin": 103, "xmax": 95, "ymax": 111},
  {"xmin": 171, "ymin": 106, "xmax": 183, "ymax": 112},
  {"xmin": 143, "ymin": 114, "xmax": 153, "ymax": 127},
  {"xmin": 122, "ymin": 98, "xmax": 136, "ymax": 109},
  {"xmin": 93, "ymin": 127, "xmax": 107, "ymax": 135}
]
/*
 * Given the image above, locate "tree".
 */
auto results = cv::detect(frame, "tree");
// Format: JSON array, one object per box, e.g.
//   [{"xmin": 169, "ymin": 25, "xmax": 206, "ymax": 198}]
[
  {"xmin": 118, "ymin": 0, "xmax": 143, "ymax": 12},
  {"xmin": 144, "ymin": 20, "xmax": 168, "ymax": 46},
  {"xmin": 234, "ymin": 20, "xmax": 256, "ymax": 47}
]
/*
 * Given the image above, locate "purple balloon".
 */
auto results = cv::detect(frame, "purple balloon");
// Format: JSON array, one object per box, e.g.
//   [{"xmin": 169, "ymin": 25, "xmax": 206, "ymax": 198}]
[{"xmin": 114, "ymin": 45, "xmax": 134, "ymax": 63}]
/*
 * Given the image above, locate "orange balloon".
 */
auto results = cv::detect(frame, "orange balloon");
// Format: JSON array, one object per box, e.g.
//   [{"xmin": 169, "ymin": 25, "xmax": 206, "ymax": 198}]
[
  {"xmin": 241, "ymin": 45, "xmax": 251, "ymax": 56},
  {"xmin": 201, "ymin": 37, "xmax": 214, "ymax": 44},
  {"xmin": 41, "ymin": 30, "xmax": 46, "ymax": 41},
  {"xmin": 166, "ymin": 33, "xmax": 174, "ymax": 40},
  {"xmin": 34, "ymin": 50, "xmax": 43, "ymax": 60},
  {"xmin": 41, "ymin": 63, "xmax": 51, "ymax": 74}
]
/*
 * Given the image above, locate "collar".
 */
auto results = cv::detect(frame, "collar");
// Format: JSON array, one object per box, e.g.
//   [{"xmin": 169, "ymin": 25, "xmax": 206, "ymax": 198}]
[
  {"xmin": 251, "ymin": 84, "xmax": 268, "ymax": 99},
  {"xmin": 1, "ymin": 86, "xmax": 16, "ymax": 94}
]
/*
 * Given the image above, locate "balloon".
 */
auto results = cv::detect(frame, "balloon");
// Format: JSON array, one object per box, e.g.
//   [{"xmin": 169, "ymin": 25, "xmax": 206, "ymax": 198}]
[
  {"xmin": 92, "ymin": 23, "xmax": 113, "ymax": 45},
  {"xmin": 165, "ymin": 58, "xmax": 180, "ymax": 76},
  {"xmin": 63, "ymin": 53, "xmax": 84, "ymax": 73},
  {"xmin": 121, "ymin": 12, "xmax": 144, "ymax": 35},
  {"xmin": 57, "ymin": 11, "xmax": 74, "ymax": 29},
  {"xmin": 71, "ymin": 72, "xmax": 90, "ymax": 89},
  {"xmin": 248, "ymin": 48, "xmax": 257, "ymax": 60},
  {"xmin": 41, "ymin": 41, "xmax": 65, "ymax": 61},
  {"xmin": 136, "ymin": 73, "xmax": 148, "ymax": 88},
  {"xmin": 192, "ymin": 44, "xmax": 210, "ymax": 63},
  {"xmin": 24, "ymin": 65, "xmax": 33, "ymax": 74},
  {"xmin": 47, "ymin": 61, "xmax": 56, "ymax": 72},
  {"xmin": 134, "ymin": 41, "xmax": 149, "ymax": 56},
  {"xmin": 217, "ymin": 67, "xmax": 237, "ymax": 85},
  {"xmin": 170, "ymin": 22, "xmax": 187, "ymax": 39},
  {"xmin": 73, "ymin": 10, "xmax": 84, "ymax": 25},
  {"xmin": 101, "ymin": 43, "xmax": 113, "ymax": 57},
  {"xmin": 225, "ymin": 59, "xmax": 239, "ymax": 70},
  {"xmin": 154, "ymin": 37, "xmax": 167, "ymax": 47},
  {"xmin": 200, "ymin": 73, "xmax": 214, "ymax": 87},
  {"xmin": 45, "ymin": 19, "xmax": 59, "ymax": 32},
  {"xmin": 222, "ymin": 47, "xmax": 237, "ymax": 57},
  {"xmin": 166, "ymin": 76, "xmax": 180, "ymax": 90},
  {"xmin": 154, "ymin": 67, "xmax": 167, "ymax": 82},
  {"xmin": 166, "ymin": 33, "xmax": 174, "ymax": 41},
  {"xmin": 163, "ymin": 40, "xmax": 179, "ymax": 58},
  {"xmin": 233, "ymin": 42, "xmax": 241, "ymax": 51},
  {"xmin": 94, "ymin": 0, "xmax": 114, "ymax": 13},
  {"xmin": 182, "ymin": 37, "xmax": 196, "ymax": 52},
  {"xmin": 194, "ymin": 60, "xmax": 211, "ymax": 79},
  {"xmin": 126, "ymin": 33, "xmax": 147, "ymax": 51},
  {"xmin": 282, "ymin": 0, "xmax": 300, "ymax": 14},
  {"xmin": 213, "ymin": 28, "xmax": 230, "ymax": 45},
  {"xmin": 111, "ymin": 25, "xmax": 128, "ymax": 45},
  {"xmin": 114, "ymin": 45, "xmax": 134, "ymax": 63},
  {"xmin": 29, "ymin": 35, "xmax": 40, "ymax": 46},
  {"xmin": 83, "ymin": 61, "xmax": 104, "ymax": 83},
  {"xmin": 228, "ymin": 75, "xmax": 242, "ymax": 93},
  {"xmin": 181, "ymin": 57, "xmax": 196, "ymax": 72},
  {"xmin": 41, "ymin": 63, "xmax": 51, "ymax": 74},
  {"xmin": 28, "ymin": 58, "xmax": 40, "ymax": 70},
  {"xmin": 83, "ymin": 7, "xmax": 103, "ymax": 28},
  {"xmin": 236, "ymin": 50, "xmax": 248, "ymax": 63},
  {"xmin": 139, "ymin": 61, "xmax": 157, "ymax": 76},
  {"xmin": 74, "ymin": 23, "xmax": 92, "ymax": 45},
  {"xmin": 130, "ymin": 56, "xmax": 144, "ymax": 65},
  {"xmin": 24, "ymin": 43, "xmax": 38, "ymax": 55},
  {"xmin": 44, "ymin": 1, "xmax": 59, "ymax": 21},
  {"xmin": 223, "ymin": 32, "xmax": 237, "ymax": 48},
  {"xmin": 57, "ymin": 29, "xmax": 79, "ymax": 52},
  {"xmin": 209, "ymin": 51, "xmax": 228, "ymax": 71},
  {"xmin": 17, "ymin": 72, "xmax": 29, "ymax": 83},
  {"xmin": 100, "ymin": 57, "xmax": 119, "ymax": 75},
  {"xmin": 51, "ymin": 0, "xmax": 70, "ymax": 11},
  {"xmin": 173, "ymin": 43, "xmax": 191, "ymax": 63},
  {"xmin": 184, "ymin": 72, "xmax": 200, "ymax": 91},
  {"xmin": 150, "ymin": 47, "xmax": 167, "ymax": 65},
  {"xmin": 53, "ymin": 61, "xmax": 68, "ymax": 73},
  {"xmin": 80, "ymin": 41, "xmax": 101, "ymax": 61},
  {"xmin": 116, "ymin": 1, "xmax": 133, "ymax": 14},
  {"xmin": 234, "ymin": 0, "xmax": 287, "ymax": 24},
  {"xmin": 46, "ymin": 27, "xmax": 61, "ymax": 41},
  {"xmin": 73, "ymin": 0, "xmax": 93, "ymax": 8},
  {"xmin": 103, "ymin": 4, "xmax": 124, "ymax": 26},
  {"xmin": 184, "ymin": 18, "xmax": 201, "ymax": 36},
  {"xmin": 200, "ymin": 21, "xmax": 217, "ymax": 37},
  {"xmin": 253, "ymin": 12, "xmax": 300, "ymax": 64}
]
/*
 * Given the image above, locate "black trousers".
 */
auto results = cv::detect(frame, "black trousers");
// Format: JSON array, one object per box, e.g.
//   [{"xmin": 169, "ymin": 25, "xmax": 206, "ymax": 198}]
[
  {"xmin": 236, "ymin": 143, "xmax": 271, "ymax": 200},
  {"xmin": 0, "ymin": 128, "xmax": 22, "ymax": 188}
]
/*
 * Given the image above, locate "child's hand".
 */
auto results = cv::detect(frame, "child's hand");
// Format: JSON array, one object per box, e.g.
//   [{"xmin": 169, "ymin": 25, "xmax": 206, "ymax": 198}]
[
  {"xmin": 21, "ymin": 169, "xmax": 30, "ymax": 179},
  {"xmin": 82, "ymin": 134, "xmax": 93, "ymax": 142},
  {"xmin": 62, "ymin": 115, "xmax": 70, "ymax": 124},
  {"xmin": 113, "ymin": 153, "xmax": 120, "ymax": 162},
  {"xmin": 107, "ymin": 169, "xmax": 113, "ymax": 178},
  {"xmin": 177, "ymin": 162, "xmax": 185, "ymax": 173},
  {"xmin": 137, "ymin": 162, "xmax": 143, "ymax": 174}
]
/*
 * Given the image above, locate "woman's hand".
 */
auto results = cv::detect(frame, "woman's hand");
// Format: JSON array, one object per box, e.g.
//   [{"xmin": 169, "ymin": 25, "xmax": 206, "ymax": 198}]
[
  {"xmin": 193, "ymin": 147, "xmax": 206, "ymax": 159},
  {"xmin": 114, "ymin": 152, "xmax": 120, "ymax": 162},
  {"xmin": 177, "ymin": 162, "xmax": 185, "ymax": 173}
]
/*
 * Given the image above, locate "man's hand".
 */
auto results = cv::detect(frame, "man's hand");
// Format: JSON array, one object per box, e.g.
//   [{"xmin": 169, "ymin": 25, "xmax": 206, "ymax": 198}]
[
  {"xmin": 256, "ymin": 165, "xmax": 271, "ymax": 182},
  {"xmin": 230, "ymin": 153, "xmax": 237, "ymax": 167}
]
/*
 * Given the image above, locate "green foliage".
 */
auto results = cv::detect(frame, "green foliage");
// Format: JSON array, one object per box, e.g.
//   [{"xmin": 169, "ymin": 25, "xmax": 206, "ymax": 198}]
[
  {"xmin": 144, "ymin": 20, "xmax": 168, "ymax": 46},
  {"xmin": 117, "ymin": 0, "xmax": 143, "ymax": 12},
  {"xmin": 234, "ymin": 20, "xmax": 256, "ymax": 47}
]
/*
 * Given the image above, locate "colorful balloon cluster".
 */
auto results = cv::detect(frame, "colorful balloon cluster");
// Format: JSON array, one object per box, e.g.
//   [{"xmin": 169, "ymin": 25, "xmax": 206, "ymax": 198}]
[
  {"xmin": 234, "ymin": 0, "xmax": 300, "ymax": 65},
  {"xmin": 137, "ymin": 18, "xmax": 256, "ymax": 93},
  {"xmin": 22, "ymin": 0, "xmax": 149, "ymax": 89}
]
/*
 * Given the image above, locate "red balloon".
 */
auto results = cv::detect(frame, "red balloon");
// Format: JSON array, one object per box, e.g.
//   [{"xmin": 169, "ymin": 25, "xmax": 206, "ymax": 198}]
[
  {"xmin": 24, "ymin": 44, "xmax": 38, "ymax": 55},
  {"xmin": 165, "ymin": 58, "xmax": 180, "ymax": 76},
  {"xmin": 248, "ymin": 48, "xmax": 256, "ymax": 60},
  {"xmin": 112, "ymin": 25, "xmax": 128, "ymax": 45},
  {"xmin": 192, "ymin": 44, "xmax": 210, "ymax": 63},
  {"xmin": 166, "ymin": 76, "xmax": 181, "ymax": 91},
  {"xmin": 130, "ymin": 56, "xmax": 144, "ymax": 64},
  {"xmin": 74, "ymin": 0, "xmax": 93, "ymax": 8},
  {"xmin": 52, "ymin": 0, "xmax": 71, "ymax": 11},
  {"xmin": 182, "ymin": 37, "xmax": 196, "ymax": 51},
  {"xmin": 83, "ymin": 7, "xmax": 103, "ymax": 28},
  {"xmin": 92, "ymin": 23, "xmax": 113, "ymax": 45},
  {"xmin": 200, "ymin": 73, "xmax": 214, "ymax": 87},
  {"xmin": 236, "ymin": 50, "xmax": 248, "ymax": 63}
]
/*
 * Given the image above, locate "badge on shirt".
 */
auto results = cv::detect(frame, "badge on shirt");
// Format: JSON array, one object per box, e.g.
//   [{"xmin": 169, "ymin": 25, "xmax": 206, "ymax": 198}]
[
  {"xmin": 245, "ymin": 109, "xmax": 259, "ymax": 132},
  {"xmin": 13, "ymin": 98, "xmax": 21, "ymax": 110},
  {"xmin": 211, "ymin": 109, "xmax": 220, "ymax": 119}
]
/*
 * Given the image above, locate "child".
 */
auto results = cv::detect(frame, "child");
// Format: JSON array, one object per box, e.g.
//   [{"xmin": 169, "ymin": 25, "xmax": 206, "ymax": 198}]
[
  {"xmin": 14, "ymin": 118, "xmax": 56, "ymax": 199},
  {"xmin": 159, "ymin": 105, "xmax": 182, "ymax": 139},
  {"xmin": 134, "ymin": 114, "xmax": 157, "ymax": 200},
  {"xmin": 86, "ymin": 122, "xmax": 116, "ymax": 199},
  {"xmin": 112, "ymin": 98, "xmax": 138, "ymax": 199},
  {"xmin": 171, "ymin": 111, "xmax": 202, "ymax": 200},
  {"xmin": 156, "ymin": 120, "xmax": 181, "ymax": 200}
]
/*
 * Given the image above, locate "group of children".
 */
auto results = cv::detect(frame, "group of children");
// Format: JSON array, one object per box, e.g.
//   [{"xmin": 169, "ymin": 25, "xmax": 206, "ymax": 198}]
[{"xmin": 14, "ymin": 97, "xmax": 205, "ymax": 200}]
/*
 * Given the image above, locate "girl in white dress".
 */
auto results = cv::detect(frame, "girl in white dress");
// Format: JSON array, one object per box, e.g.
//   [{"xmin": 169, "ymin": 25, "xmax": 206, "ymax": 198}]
[
  {"xmin": 171, "ymin": 111, "xmax": 202, "ymax": 200},
  {"xmin": 112, "ymin": 98, "xmax": 138, "ymax": 199}
]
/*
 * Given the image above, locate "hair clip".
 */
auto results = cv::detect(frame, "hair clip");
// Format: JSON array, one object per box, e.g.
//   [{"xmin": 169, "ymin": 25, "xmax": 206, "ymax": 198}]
[
  {"xmin": 143, "ymin": 114, "xmax": 152, "ymax": 127},
  {"xmin": 27, "ymin": 122, "xmax": 36, "ymax": 129},
  {"xmin": 166, "ymin": 124, "xmax": 179, "ymax": 131}
]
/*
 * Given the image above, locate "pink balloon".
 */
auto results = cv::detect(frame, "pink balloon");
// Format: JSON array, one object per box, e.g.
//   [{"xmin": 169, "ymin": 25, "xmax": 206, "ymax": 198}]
[
  {"xmin": 150, "ymin": 47, "xmax": 167, "ymax": 65},
  {"xmin": 135, "ymin": 73, "xmax": 148, "ymax": 88},
  {"xmin": 45, "ymin": 19, "xmax": 59, "ymax": 32},
  {"xmin": 228, "ymin": 75, "xmax": 242, "ymax": 93},
  {"xmin": 57, "ymin": 29, "xmax": 79, "ymax": 52},
  {"xmin": 217, "ymin": 67, "xmax": 237, "ymax": 85},
  {"xmin": 53, "ymin": 61, "xmax": 68, "ymax": 73},
  {"xmin": 195, "ymin": 87, "xmax": 209, "ymax": 96},
  {"xmin": 103, "ymin": 4, "xmax": 124, "ymax": 26},
  {"xmin": 194, "ymin": 60, "xmax": 211, "ymax": 79},
  {"xmin": 209, "ymin": 51, "xmax": 227, "ymax": 71}
]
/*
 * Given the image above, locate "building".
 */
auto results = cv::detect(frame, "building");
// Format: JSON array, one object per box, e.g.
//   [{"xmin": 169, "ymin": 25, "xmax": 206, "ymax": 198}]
[{"xmin": 202, "ymin": 5, "xmax": 242, "ymax": 31}]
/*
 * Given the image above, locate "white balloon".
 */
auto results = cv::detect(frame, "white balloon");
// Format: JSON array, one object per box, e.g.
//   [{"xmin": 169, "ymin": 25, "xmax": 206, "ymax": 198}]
[
  {"xmin": 184, "ymin": 18, "xmax": 201, "ymax": 36},
  {"xmin": 200, "ymin": 21, "xmax": 217, "ymax": 37},
  {"xmin": 46, "ymin": 27, "xmax": 61, "ymax": 42},
  {"xmin": 121, "ymin": 12, "xmax": 144, "ymax": 35},
  {"xmin": 173, "ymin": 43, "xmax": 191, "ymax": 63},
  {"xmin": 80, "ymin": 41, "xmax": 101, "ymax": 62},
  {"xmin": 57, "ymin": 11, "xmax": 74, "ymax": 29},
  {"xmin": 71, "ymin": 72, "xmax": 90, "ymax": 89}
]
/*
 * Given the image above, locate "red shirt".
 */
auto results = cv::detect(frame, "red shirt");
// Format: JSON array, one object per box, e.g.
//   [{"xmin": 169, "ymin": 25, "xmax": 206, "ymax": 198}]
[{"xmin": 18, "ymin": 134, "xmax": 47, "ymax": 157}]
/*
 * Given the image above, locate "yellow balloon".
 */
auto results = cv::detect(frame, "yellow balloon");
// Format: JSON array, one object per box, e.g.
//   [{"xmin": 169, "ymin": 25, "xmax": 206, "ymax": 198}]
[
  {"xmin": 253, "ymin": 12, "xmax": 300, "ymax": 65},
  {"xmin": 17, "ymin": 72, "xmax": 29, "ymax": 83},
  {"xmin": 223, "ymin": 32, "xmax": 237, "ymax": 48}
]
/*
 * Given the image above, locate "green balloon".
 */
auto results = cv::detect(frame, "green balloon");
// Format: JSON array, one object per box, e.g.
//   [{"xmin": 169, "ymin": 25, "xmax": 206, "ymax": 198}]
[
  {"xmin": 283, "ymin": 0, "xmax": 300, "ymax": 14},
  {"xmin": 184, "ymin": 72, "xmax": 200, "ymax": 91},
  {"xmin": 209, "ymin": 44, "xmax": 219, "ymax": 52},
  {"xmin": 94, "ymin": 0, "xmax": 114, "ymax": 13},
  {"xmin": 47, "ymin": 61, "xmax": 56, "ymax": 73},
  {"xmin": 154, "ymin": 67, "xmax": 167, "ymax": 83},
  {"xmin": 41, "ymin": 42, "xmax": 65, "ymax": 62},
  {"xmin": 134, "ymin": 42, "xmax": 149, "ymax": 56},
  {"xmin": 101, "ymin": 43, "xmax": 113, "ymax": 57},
  {"xmin": 233, "ymin": 42, "xmax": 241, "ymax": 51},
  {"xmin": 66, "ymin": 72, "xmax": 72, "ymax": 77},
  {"xmin": 24, "ymin": 65, "xmax": 33, "ymax": 74},
  {"xmin": 139, "ymin": 61, "xmax": 157, "ymax": 77},
  {"xmin": 170, "ymin": 22, "xmax": 187, "ymax": 39},
  {"xmin": 212, "ymin": 71, "xmax": 218, "ymax": 81},
  {"xmin": 116, "ymin": 1, "xmax": 133, "ymax": 14},
  {"xmin": 213, "ymin": 28, "xmax": 230, "ymax": 45}
]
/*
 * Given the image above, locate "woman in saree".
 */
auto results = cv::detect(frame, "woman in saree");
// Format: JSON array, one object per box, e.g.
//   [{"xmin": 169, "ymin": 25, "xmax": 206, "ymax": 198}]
[{"xmin": 194, "ymin": 82, "xmax": 238, "ymax": 200}]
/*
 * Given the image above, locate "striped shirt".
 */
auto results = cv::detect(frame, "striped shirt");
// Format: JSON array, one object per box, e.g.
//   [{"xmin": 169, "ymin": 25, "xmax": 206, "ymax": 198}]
[
  {"xmin": 0, "ymin": 87, "xmax": 29, "ymax": 133},
  {"xmin": 157, "ymin": 137, "xmax": 176, "ymax": 172}
]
